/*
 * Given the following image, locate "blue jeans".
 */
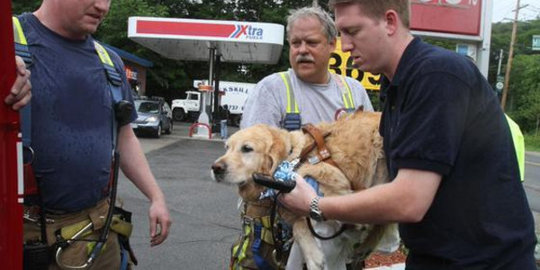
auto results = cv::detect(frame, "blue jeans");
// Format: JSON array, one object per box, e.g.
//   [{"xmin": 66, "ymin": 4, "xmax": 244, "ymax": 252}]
[{"xmin": 220, "ymin": 119, "xmax": 228, "ymax": 139}]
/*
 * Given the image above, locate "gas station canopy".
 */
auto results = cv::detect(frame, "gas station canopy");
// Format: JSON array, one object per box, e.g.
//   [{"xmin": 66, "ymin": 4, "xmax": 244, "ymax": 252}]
[{"xmin": 128, "ymin": 17, "xmax": 284, "ymax": 64}]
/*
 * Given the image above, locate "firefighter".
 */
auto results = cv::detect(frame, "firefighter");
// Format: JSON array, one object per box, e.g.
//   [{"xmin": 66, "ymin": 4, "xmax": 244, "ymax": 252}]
[{"xmin": 15, "ymin": 0, "xmax": 171, "ymax": 269}]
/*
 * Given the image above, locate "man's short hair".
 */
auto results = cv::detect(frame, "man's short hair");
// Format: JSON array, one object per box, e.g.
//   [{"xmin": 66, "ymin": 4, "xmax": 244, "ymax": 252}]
[
  {"xmin": 329, "ymin": 0, "xmax": 410, "ymax": 28},
  {"xmin": 286, "ymin": 6, "xmax": 338, "ymax": 42}
]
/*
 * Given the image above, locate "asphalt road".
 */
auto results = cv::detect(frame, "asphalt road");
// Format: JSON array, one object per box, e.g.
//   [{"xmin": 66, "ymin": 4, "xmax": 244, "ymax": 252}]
[
  {"xmin": 117, "ymin": 123, "xmax": 239, "ymax": 270},
  {"xmin": 118, "ymin": 123, "xmax": 540, "ymax": 269},
  {"xmin": 524, "ymin": 153, "xmax": 540, "ymax": 222}
]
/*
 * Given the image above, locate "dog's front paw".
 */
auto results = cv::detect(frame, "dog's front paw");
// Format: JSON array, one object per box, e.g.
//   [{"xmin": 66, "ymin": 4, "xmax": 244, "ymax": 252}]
[{"xmin": 305, "ymin": 256, "xmax": 325, "ymax": 270}]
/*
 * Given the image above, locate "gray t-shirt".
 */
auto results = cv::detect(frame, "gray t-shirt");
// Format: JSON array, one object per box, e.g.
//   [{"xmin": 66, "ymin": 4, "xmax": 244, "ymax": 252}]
[{"xmin": 241, "ymin": 69, "xmax": 373, "ymax": 129}]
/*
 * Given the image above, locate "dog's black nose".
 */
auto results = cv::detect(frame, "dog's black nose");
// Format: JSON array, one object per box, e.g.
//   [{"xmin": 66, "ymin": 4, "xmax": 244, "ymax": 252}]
[{"xmin": 212, "ymin": 161, "xmax": 227, "ymax": 175}]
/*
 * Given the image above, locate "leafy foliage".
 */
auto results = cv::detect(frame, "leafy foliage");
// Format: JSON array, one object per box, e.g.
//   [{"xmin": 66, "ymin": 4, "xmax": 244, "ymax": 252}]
[
  {"xmin": 491, "ymin": 19, "xmax": 540, "ymax": 133},
  {"xmin": 11, "ymin": 0, "xmax": 41, "ymax": 15}
]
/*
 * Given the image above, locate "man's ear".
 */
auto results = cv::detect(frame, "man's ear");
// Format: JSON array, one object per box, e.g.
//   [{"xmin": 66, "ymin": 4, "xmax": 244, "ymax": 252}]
[
  {"xmin": 384, "ymin": 10, "xmax": 399, "ymax": 35},
  {"xmin": 328, "ymin": 37, "xmax": 337, "ymax": 51}
]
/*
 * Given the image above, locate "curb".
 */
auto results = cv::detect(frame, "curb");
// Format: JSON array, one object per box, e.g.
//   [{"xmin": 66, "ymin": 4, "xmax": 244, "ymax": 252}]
[{"xmin": 366, "ymin": 264, "xmax": 405, "ymax": 270}]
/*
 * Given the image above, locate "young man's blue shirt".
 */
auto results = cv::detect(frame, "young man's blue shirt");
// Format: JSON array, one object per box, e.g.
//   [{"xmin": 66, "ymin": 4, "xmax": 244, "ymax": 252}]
[{"xmin": 380, "ymin": 37, "xmax": 536, "ymax": 268}]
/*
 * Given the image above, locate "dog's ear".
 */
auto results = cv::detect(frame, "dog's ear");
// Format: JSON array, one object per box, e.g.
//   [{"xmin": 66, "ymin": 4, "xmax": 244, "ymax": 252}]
[
  {"xmin": 263, "ymin": 127, "xmax": 290, "ymax": 173},
  {"xmin": 288, "ymin": 131, "xmax": 306, "ymax": 161}
]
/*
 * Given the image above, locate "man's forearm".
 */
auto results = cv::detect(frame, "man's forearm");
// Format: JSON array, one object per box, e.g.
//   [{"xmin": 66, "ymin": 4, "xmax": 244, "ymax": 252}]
[{"xmin": 117, "ymin": 126, "xmax": 165, "ymax": 203}]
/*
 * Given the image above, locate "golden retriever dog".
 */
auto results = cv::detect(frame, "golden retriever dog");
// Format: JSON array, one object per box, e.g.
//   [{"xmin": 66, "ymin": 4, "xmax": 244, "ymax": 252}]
[{"xmin": 212, "ymin": 110, "xmax": 395, "ymax": 270}]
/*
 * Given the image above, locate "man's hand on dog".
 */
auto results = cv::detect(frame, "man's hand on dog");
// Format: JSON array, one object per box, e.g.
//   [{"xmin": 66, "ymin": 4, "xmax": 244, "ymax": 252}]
[
  {"xmin": 4, "ymin": 56, "xmax": 31, "ymax": 111},
  {"xmin": 279, "ymin": 174, "xmax": 317, "ymax": 216}
]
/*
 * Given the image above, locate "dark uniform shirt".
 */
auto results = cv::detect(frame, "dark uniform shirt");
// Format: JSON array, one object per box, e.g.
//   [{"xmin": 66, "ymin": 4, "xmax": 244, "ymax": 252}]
[
  {"xmin": 19, "ymin": 13, "xmax": 136, "ymax": 212},
  {"xmin": 380, "ymin": 37, "xmax": 536, "ymax": 269}
]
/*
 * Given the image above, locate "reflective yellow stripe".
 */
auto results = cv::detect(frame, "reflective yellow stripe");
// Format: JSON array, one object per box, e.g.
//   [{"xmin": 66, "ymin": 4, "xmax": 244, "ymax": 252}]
[
  {"xmin": 12, "ymin": 17, "xmax": 27, "ymax": 45},
  {"xmin": 260, "ymin": 216, "xmax": 271, "ymax": 228},
  {"xmin": 93, "ymin": 41, "xmax": 115, "ymax": 67},
  {"xmin": 338, "ymin": 75, "xmax": 355, "ymax": 109},
  {"xmin": 279, "ymin": 72, "xmax": 299, "ymax": 114},
  {"xmin": 235, "ymin": 225, "xmax": 251, "ymax": 264},
  {"xmin": 505, "ymin": 115, "xmax": 525, "ymax": 181}
]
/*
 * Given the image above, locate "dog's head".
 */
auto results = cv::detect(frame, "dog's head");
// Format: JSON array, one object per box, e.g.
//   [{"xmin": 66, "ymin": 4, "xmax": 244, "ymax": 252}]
[{"xmin": 211, "ymin": 124, "xmax": 304, "ymax": 201}]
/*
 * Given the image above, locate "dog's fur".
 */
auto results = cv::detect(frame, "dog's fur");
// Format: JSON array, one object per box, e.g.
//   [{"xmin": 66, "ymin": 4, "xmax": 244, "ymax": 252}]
[{"xmin": 212, "ymin": 110, "xmax": 394, "ymax": 269}]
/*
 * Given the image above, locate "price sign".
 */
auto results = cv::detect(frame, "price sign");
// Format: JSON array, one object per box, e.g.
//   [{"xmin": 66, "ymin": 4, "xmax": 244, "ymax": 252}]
[{"xmin": 328, "ymin": 38, "xmax": 381, "ymax": 91}]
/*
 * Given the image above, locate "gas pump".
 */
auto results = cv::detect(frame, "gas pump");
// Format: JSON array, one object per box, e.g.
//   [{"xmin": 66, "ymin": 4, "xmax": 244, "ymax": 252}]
[{"xmin": 0, "ymin": 1, "xmax": 24, "ymax": 269}]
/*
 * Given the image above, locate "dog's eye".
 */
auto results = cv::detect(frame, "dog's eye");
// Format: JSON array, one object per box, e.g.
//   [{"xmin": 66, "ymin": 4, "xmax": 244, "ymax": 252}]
[{"xmin": 241, "ymin": 145, "xmax": 253, "ymax": 153}]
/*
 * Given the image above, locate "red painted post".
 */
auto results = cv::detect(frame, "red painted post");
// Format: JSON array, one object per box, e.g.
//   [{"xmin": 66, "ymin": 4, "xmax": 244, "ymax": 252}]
[{"xmin": 0, "ymin": 2, "xmax": 24, "ymax": 269}]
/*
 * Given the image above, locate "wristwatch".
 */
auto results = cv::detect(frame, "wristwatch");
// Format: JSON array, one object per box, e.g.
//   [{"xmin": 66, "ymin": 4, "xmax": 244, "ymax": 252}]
[{"xmin": 309, "ymin": 196, "xmax": 325, "ymax": 221}]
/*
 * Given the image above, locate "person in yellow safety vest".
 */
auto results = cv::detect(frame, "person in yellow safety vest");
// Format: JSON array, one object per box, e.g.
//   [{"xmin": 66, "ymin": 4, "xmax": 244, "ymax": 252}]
[
  {"xmin": 506, "ymin": 114, "xmax": 525, "ymax": 182},
  {"xmin": 3, "ymin": 56, "xmax": 31, "ymax": 110},
  {"xmin": 14, "ymin": 0, "xmax": 171, "ymax": 269},
  {"xmin": 238, "ymin": 6, "xmax": 379, "ymax": 270}
]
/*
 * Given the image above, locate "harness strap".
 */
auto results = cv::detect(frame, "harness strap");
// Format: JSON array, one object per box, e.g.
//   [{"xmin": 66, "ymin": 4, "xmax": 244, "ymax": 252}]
[
  {"xmin": 60, "ymin": 215, "xmax": 133, "ymax": 240},
  {"xmin": 231, "ymin": 225, "xmax": 251, "ymax": 269},
  {"xmin": 93, "ymin": 41, "xmax": 123, "ymax": 87},
  {"xmin": 279, "ymin": 72, "xmax": 299, "ymax": 114},
  {"xmin": 278, "ymin": 71, "xmax": 356, "ymax": 131},
  {"xmin": 241, "ymin": 216, "xmax": 274, "ymax": 245},
  {"xmin": 252, "ymin": 223, "xmax": 274, "ymax": 270},
  {"xmin": 93, "ymin": 41, "xmax": 124, "ymax": 152},
  {"xmin": 296, "ymin": 124, "xmax": 366, "ymax": 192},
  {"xmin": 300, "ymin": 124, "xmax": 339, "ymax": 168},
  {"xmin": 12, "ymin": 17, "xmax": 33, "ymax": 67},
  {"xmin": 279, "ymin": 72, "xmax": 301, "ymax": 131}
]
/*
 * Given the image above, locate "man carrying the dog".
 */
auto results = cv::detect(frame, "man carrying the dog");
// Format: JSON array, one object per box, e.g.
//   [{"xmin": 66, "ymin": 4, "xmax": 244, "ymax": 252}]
[
  {"xmin": 238, "ymin": 6, "xmax": 375, "ymax": 270},
  {"xmin": 280, "ymin": 0, "xmax": 537, "ymax": 269},
  {"xmin": 15, "ymin": 0, "xmax": 171, "ymax": 268}
]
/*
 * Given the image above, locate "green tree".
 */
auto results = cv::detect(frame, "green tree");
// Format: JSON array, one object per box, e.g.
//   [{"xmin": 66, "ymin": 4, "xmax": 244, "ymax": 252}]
[
  {"xmin": 12, "ymin": 0, "xmax": 41, "ymax": 14},
  {"xmin": 507, "ymin": 54, "xmax": 540, "ymax": 133},
  {"xmin": 490, "ymin": 19, "xmax": 540, "ymax": 131}
]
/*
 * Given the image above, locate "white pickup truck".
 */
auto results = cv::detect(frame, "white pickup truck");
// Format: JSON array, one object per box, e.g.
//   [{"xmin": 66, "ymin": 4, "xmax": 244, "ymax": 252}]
[{"xmin": 171, "ymin": 80, "xmax": 255, "ymax": 126}]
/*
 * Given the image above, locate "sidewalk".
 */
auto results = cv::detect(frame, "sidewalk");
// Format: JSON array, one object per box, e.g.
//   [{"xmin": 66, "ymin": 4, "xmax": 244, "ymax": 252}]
[{"xmin": 174, "ymin": 121, "xmax": 238, "ymax": 142}]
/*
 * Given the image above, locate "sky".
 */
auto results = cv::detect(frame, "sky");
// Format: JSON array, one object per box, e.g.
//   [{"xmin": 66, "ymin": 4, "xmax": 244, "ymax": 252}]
[{"xmin": 491, "ymin": 0, "xmax": 539, "ymax": 22}]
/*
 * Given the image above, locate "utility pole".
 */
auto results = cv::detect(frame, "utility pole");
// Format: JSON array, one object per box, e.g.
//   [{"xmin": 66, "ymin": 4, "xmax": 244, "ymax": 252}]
[
  {"xmin": 500, "ymin": 0, "xmax": 528, "ymax": 110},
  {"xmin": 497, "ymin": 49, "xmax": 503, "ymax": 76}
]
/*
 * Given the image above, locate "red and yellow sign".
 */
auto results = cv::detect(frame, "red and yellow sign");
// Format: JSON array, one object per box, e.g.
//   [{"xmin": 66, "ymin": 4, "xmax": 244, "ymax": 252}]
[{"xmin": 329, "ymin": 38, "xmax": 381, "ymax": 91}]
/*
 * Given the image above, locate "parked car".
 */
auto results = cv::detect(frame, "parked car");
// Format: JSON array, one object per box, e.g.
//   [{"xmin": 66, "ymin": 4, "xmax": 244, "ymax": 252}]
[{"xmin": 131, "ymin": 97, "xmax": 173, "ymax": 138}]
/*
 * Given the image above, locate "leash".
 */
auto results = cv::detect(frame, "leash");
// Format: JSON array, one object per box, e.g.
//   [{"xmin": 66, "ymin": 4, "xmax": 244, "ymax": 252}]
[
  {"xmin": 269, "ymin": 192, "xmax": 291, "ymax": 267},
  {"xmin": 306, "ymin": 218, "xmax": 353, "ymax": 240}
]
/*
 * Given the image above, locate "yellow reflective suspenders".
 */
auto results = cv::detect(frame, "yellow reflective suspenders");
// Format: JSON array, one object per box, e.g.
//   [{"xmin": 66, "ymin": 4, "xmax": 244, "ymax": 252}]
[
  {"xmin": 334, "ymin": 74, "xmax": 355, "ymax": 111},
  {"xmin": 12, "ymin": 17, "xmax": 33, "ymax": 67},
  {"xmin": 279, "ymin": 72, "xmax": 300, "ymax": 114},
  {"xmin": 278, "ymin": 72, "xmax": 356, "ymax": 131},
  {"xmin": 279, "ymin": 72, "xmax": 301, "ymax": 130}
]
